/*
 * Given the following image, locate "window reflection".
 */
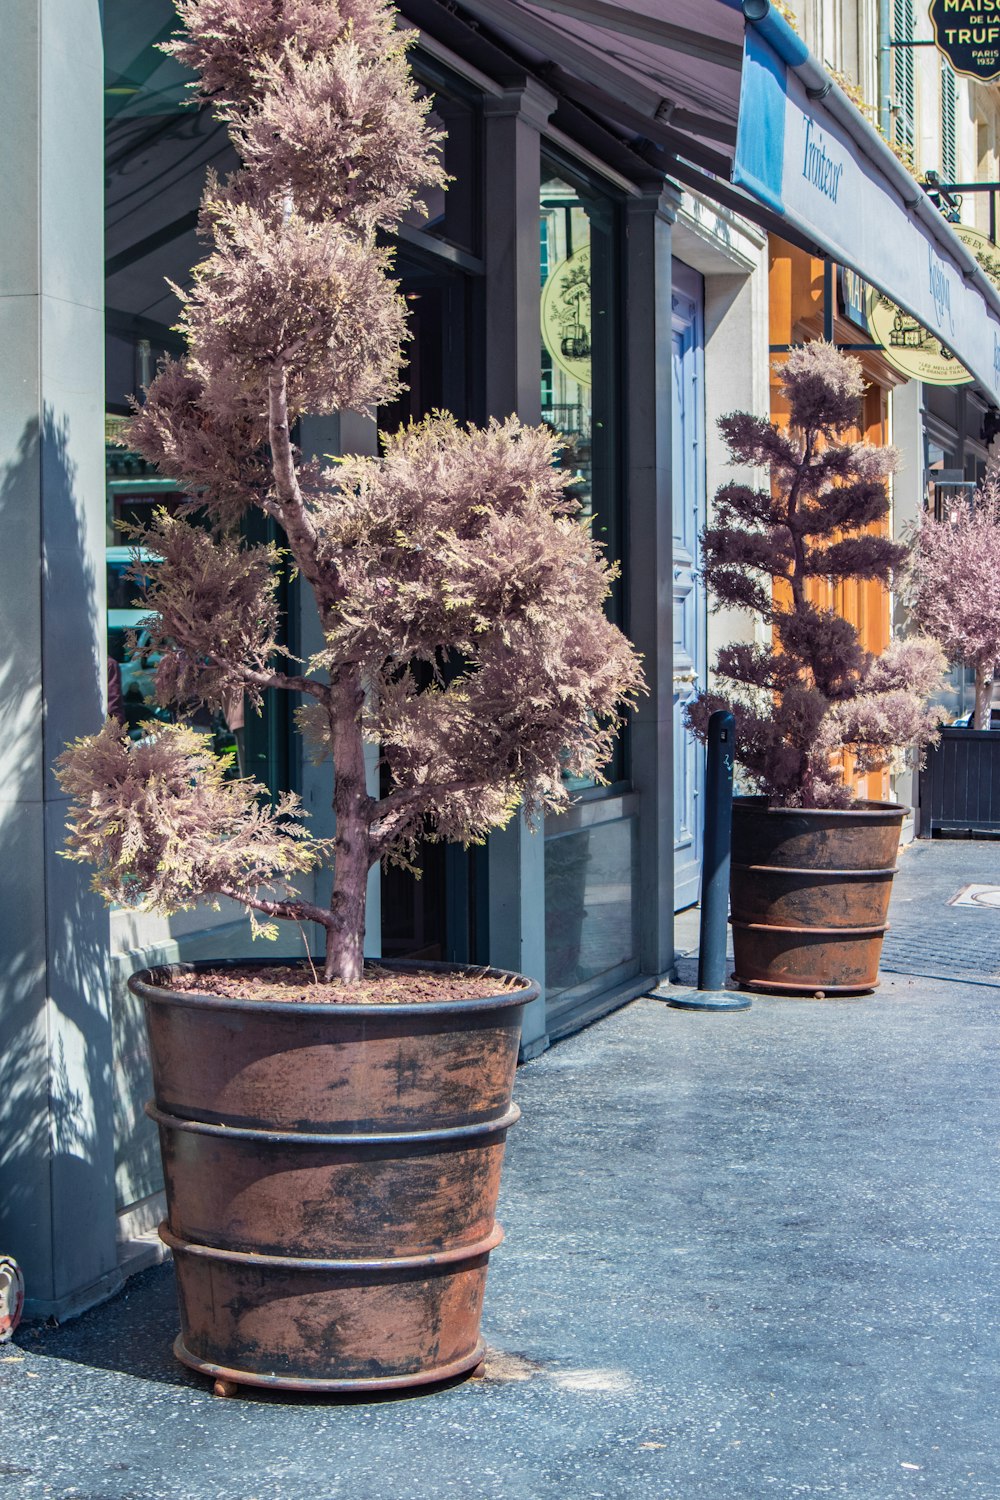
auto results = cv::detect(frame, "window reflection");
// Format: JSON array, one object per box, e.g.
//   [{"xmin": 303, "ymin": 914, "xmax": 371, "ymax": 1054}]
[
  {"xmin": 541, "ymin": 173, "xmax": 595, "ymax": 525},
  {"xmin": 104, "ymin": 0, "xmax": 275, "ymax": 788},
  {"xmin": 540, "ymin": 162, "xmax": 622, "ymax": 788}
]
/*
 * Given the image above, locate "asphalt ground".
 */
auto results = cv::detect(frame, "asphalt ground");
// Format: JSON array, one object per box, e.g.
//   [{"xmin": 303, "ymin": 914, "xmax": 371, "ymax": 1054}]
[{"xmin": 3, "ymin": 837, "xmax": 1000, "ymax": 1500}]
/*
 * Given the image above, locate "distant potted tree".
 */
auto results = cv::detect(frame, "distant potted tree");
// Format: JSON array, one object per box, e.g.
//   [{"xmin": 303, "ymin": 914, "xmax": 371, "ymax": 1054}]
[
  {"xmin": 56, "ymin": 0, "xmax": 642, "ymax": 1394},
  {"xmin": 908, "ymin": 473, "xmax": 1000, "ymax": 833},
  {"xmin": 686, "ymin": 343, "xmax": 943, "ymax": 995}
]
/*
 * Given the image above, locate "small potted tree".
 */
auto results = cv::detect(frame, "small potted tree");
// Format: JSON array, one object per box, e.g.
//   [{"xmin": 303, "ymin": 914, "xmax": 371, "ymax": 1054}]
[
  {"xmin": 907, "ymin": 472, "xmax": 1000, "ymax": 833},
  {"xmin": 686, "ymin": 343, "xmax": 943, "ymax": 995},
  {"xmin": 56, "ymin": 0, "xmax": 642, "ymax": 1394}
]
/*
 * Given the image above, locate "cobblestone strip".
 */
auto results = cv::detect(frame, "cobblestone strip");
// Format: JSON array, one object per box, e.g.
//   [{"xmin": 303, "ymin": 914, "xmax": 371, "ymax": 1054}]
[{"xmin": 882, "ymin": 839, "xmax": 1000, "ymax": 981}]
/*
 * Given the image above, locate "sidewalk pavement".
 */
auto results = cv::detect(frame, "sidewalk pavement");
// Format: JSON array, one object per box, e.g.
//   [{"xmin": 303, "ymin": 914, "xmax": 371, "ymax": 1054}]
[{"xmin": 4, "ymin": 839, "xmax": 1000, "ymax": 1499}]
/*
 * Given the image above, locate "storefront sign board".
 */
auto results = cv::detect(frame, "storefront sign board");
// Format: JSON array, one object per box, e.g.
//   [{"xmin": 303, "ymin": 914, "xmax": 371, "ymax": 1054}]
[
  {"xmin": 733, "ymin": 26, "xmax": 1000, "ymax": 402},
  {"xmin": 929, "ymin": 0, "xmax": 1000, "ymax": 83}
]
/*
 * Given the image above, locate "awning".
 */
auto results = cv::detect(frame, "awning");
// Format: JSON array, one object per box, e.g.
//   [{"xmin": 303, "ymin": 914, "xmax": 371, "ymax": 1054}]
[{"xmin": 452, "ymin": 0, "xmax": 1000, "ymax": 404}]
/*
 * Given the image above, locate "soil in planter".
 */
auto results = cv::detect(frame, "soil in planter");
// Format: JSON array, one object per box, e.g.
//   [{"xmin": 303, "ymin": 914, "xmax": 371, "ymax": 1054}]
[{"xmin": 166, "ymin": 962, "xmax": 530, "ymax": 1005}]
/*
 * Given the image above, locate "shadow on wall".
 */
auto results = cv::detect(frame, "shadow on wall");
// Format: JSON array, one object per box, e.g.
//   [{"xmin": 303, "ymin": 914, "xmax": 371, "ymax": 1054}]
[{"xmin": 0, "ymin": 409, "xmax": 120, "ymax": 1316}]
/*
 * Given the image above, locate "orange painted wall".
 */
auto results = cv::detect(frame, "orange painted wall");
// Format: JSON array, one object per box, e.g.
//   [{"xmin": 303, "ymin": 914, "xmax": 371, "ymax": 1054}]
[{"xmin": 769, "ymin": 237, "xmax": 902, "ymax": 801}]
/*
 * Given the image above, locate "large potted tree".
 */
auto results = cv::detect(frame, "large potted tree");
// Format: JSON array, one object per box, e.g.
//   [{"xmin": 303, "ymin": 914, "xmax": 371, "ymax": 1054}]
[
  {"xmin": 686, "ymin": 343, "xmax": 943, "ymax": 996},
  {"xmin": 56, "ymin": 0, "xmax": 642, "ymax": 1395},
  {"xmin": 908, "ymin": 473, "xmax": 1000, "ymax": 834}
]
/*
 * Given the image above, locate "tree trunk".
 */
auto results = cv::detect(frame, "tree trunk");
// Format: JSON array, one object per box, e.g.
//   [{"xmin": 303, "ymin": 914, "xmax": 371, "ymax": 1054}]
[
  {"xmin": 325, "ymin": 670, "xmax": 372, "ymax": 983},
  {"xmin": 974, "ymin": 661, "xmax": 994, "ymax": 732}
]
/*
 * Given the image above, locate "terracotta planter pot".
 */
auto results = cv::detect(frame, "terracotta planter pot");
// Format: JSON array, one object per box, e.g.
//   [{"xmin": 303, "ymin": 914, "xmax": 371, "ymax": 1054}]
[
  {"xmin": 129, "ymin": 958, "xmax": 535, "ymax": 1394},
  {"xmin": 729, "ymin": 797, "xmax": 906, "ymax": 996}
]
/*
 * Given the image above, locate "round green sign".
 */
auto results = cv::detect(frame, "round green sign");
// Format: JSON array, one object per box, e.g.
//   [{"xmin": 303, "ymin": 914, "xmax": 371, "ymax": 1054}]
[
  {"xmin": 863, "ymin": 223, "xmax": 1000, "ymax": 386},
  {"xmin": 952, "ymin": 221, "xmax": 1000, "ymax": 291}
]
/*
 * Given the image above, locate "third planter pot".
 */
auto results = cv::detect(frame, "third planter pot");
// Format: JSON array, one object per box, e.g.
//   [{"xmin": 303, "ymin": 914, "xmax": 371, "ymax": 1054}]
[{"xmin": 729, "ymin": 796, "xmax": 906, "ymax": 995}]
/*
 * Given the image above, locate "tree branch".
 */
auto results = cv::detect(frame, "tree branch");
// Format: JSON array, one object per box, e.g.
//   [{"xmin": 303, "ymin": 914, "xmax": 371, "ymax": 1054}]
[
  {"xmin": 370, "ymin": 779, "xmax": 484, "ymax": 854},
  {"xmin": 217, "ymin": 885, "xmax": 335, "ymax": 929},
  {"xmin": 232, "ymin": 661, "xmax": 331, "ymax": 701},
  {"xmin": 266, "ymin": 366, "xmax": 337, "ymax": 613}
]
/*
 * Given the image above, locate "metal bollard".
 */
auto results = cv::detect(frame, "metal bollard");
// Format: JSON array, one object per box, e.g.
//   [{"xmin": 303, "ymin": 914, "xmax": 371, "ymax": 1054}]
[
  {"xmin": 698, "ymin": 709, "xmax": 736, "ymax": 992},
  {"xmin": 654, "ymin": 708, "xmax": 751, "ymax": 1012}
]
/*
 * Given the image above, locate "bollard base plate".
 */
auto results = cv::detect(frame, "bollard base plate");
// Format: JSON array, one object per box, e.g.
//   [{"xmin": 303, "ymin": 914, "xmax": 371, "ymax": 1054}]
[{"xmin": 647, "ymin": 983, "xmax": 751, "ymax": 1012}]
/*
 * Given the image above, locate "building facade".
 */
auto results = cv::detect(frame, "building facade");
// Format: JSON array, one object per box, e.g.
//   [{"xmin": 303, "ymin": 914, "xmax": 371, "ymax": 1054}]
[
  {"xmin": 785, "ymin": 0, "xmax": 1000, "ymax": 751},
  {"xmin": 4, "ymin": 0, "xmax": 1000, "ymax": 1323},
  {"xmin": 2, "ymin": 0, "xmax": 763, "ymax": 1320}
]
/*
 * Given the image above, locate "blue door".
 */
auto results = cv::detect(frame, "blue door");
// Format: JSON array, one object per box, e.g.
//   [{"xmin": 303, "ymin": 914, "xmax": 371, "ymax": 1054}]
[{"xmin": 671, "ymin": 262, "xmax": 707, "ymax": 911}]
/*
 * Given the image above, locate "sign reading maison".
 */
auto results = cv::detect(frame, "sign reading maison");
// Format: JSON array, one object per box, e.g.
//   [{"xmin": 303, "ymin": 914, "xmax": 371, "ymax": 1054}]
[{"xmin": 930, "ymin": 0, "xmax": 1000, "ymax": 82}]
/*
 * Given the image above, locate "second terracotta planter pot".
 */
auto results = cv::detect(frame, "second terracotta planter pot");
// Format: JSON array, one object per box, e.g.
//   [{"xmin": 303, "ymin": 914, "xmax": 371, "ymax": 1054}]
[{"xmin": 729, "ymin": 797, "xmax": 906, "ymax": 995}]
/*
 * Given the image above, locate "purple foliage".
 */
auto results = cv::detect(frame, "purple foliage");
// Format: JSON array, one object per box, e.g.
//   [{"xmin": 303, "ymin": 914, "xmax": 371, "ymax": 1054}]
[
  {"xmin": 908, "ymin": 474, "xmax": 1000, "ymax": 729},
  {"xmin": 687, "ymin": 343, "xmax": 944, "ymax": 807},
  {"xmin": 56, "ymin": 0, "xmax": 644, "ymax": 984}
]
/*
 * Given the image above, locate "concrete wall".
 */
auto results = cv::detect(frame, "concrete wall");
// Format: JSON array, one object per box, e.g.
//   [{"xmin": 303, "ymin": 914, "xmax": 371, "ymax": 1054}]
[{"xmin": 0, "ymin": 0, "xmax": 123, "ymax": 1320}]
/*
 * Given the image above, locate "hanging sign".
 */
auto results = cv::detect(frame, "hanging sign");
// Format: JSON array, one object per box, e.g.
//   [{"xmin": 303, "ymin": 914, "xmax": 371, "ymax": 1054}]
[
  {"xmin": 952, "ymin": 222, "xmax": 1000, "ymax": 290},
  {"xmin": 540, "ymin": 245, "xmax": 592, "ymax": 388},
  {"xmin": 866, "ymin": 288, "xmax": 974, "ymax": 384},
  {"xmin": 929, "ymin": 1, "xmax": 1000, "ymax": 82},
  {"xmin": 861, "ymin": 228, "xmax": 1000, "ymax": 384}
]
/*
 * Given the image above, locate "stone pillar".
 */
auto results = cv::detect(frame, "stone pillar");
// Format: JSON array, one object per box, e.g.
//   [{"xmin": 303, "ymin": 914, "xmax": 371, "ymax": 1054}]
[
  {"xmin": 0, "ymin": 0, "xmax": 120, "ymax": 1319},
  {"xmin": 625, "ymin": 184, "xmax": 681, "ymax": 981},
  {"xmin": 482, "ymin": 79, "xmax": 556, "ymax": 1057}
]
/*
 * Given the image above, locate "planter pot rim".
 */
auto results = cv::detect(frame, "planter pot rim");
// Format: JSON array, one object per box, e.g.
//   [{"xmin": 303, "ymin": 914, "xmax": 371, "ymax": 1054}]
[
  {"xmin": 128, "ymin": 955, "xmax": 538, "ymax": 1018},
  {"xmin": 145, "ymin": 1098, "xmax": 521, "ymax": 1145},
  {"xmin": 159, "ymin": 1220, "xmax": 505, "ymax": 1273},
  {"xmin": 733, "ymin": 796, "xmax": 909, "ymax": 820}
]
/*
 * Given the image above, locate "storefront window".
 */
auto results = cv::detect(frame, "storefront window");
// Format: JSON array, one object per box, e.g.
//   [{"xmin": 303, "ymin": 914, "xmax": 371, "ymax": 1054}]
[
  {"xmin": 539, "ymin": 157, "xmax": 623, "ymax": 789},
  {"xmin": 401, "ymin": 68, "xmax": 481, "ymax": 258},
  {"xmin": 925, "ymin": 439, "xmax": 959, "ymax": 520},
  {"xmin": 540, "ymin": 158, "xmax": 635, "ymax": 1005},
  {"xmin": 104, "ymin": 0, "xmax": 285, "ymax": 792},
  {"xmin": 377, "ymin": 66, "xmax": 485, "ymax": 966}
]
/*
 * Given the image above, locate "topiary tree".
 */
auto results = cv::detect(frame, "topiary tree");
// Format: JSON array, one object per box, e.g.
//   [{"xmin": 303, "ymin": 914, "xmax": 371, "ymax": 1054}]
[
  {"xmin": 686, "ymin": 342, "xmax": 943, "ymax": 807},
  {"xmin": 907, "ymin": 471, "xmax": 1000, "ymax": 730},
  {"xmin": 56, "ymin": 0, "xmax": 644, "ymax": 985}
]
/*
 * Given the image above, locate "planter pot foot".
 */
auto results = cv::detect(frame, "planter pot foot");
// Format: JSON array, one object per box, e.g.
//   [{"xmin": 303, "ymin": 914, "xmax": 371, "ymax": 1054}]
[
  {"xmin": 174, "ymin": 1334, "xmax": 488, "ymax": 1395},
  {"xmin": 734, "ymin": 976, "xmax": 875, "ymax": 997}
]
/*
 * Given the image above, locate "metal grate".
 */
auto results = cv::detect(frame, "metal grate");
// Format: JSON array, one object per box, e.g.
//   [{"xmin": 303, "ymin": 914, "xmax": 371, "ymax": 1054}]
[{"xmin": 949, "ymin": 885, "xmax": 1000, "ymax": 908}]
